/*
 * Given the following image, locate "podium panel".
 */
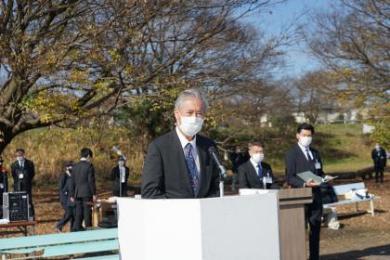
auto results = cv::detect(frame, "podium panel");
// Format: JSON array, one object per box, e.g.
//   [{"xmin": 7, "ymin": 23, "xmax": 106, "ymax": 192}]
[{"xmin": 117, "ymin": 191, "xmax": 280, "ymax": 260}]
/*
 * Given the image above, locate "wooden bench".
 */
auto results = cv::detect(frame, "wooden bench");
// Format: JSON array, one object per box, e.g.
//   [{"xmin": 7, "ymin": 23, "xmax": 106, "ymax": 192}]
[
  {"xmin": 0, "ymin": 228, "xmax": 119, "ymax": 259},
  {"xmin": 323, "ymin": 182, "xmax": 376, "ymax": 216},
  {"xmin": 0, "ymin": 221, "xmax": 36, "ymax": 236}
]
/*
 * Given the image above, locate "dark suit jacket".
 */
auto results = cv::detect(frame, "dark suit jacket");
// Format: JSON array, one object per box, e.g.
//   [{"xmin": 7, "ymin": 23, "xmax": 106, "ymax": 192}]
[
  {"xmin": 11, "ymin": 159, "xmax": 35, "ymax": 194},
  {"xmin": 111, "ymin": 165, "xmax": 130, "ymax": 194},
  {"xmin": 285, "ymin": 144, "xmax": 324, "ymax": 222},
  {"xmin": 59, "ymin": 173, "xmax": 75, "ymax": 207},
  {"xmin": 238, "ymin": 160, "xmax": 276, "ymax": 189},
  {"xmin": 285, "ymin": 144, "xmax": 324, "ymax": 188},
  {"xmin": 0, "ymin": 167, "xmax": 8, "ymax": 193},
  {"xmin": 372, "ymin": 148, "xmax": 387, "ymax": 170},
  {"xmin": 71, "ymin": 160, "xmax": 96, "ymax": 199},
  {"xmin": 141, "ymin": 130, "xmax": 220, "ymax": 199}
]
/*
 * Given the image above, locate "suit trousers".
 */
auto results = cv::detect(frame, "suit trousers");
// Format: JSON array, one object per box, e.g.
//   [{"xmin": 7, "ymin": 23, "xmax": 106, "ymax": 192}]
[
  {"xmin": 306, "ymin": 189, "xmax": 323, "ymax": 260},
  {"xmin": 28, "ymin": 192, "xmax": 35, "ymax": 218},
  {"xmin": 374, "ymin": 164, "xmax": 385, "ymax": 183},
  {"xmin": 57, "ymin": 205, "xmax": 75, "ymax": 231},
  {"xmin": 72, "ymin": 197, "xmax": 92, "ymax": 231}
]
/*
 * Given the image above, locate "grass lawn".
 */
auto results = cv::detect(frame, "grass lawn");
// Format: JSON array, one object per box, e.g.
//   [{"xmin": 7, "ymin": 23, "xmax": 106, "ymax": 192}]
[{"xmin": 272, "ymin": 123, "xmax": 373, "ymax": 175}]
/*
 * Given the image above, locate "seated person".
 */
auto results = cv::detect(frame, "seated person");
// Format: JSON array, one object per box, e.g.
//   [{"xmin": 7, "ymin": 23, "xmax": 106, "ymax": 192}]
[{"xmin": 238, "ymin": 142, "xmax": 278, "ymax": 189}]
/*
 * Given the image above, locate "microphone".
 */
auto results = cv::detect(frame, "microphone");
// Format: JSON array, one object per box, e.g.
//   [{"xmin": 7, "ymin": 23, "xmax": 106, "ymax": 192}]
[
  {"xmin": 112, "ymin": 146, "xmax": 127, "ymax": 160},
  {"xmin": 208, "ymin": 146, "xmax": 226, "ymax": 178}
]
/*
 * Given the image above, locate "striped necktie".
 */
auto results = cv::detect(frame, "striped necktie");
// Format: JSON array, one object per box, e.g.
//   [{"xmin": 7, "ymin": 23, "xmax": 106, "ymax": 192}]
[{"xmin": 184, "ymin": 143, "xmax": 199, "ymax": 195}]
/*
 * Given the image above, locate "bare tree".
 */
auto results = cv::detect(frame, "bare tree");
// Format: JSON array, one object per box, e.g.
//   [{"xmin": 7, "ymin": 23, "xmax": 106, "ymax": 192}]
[
  {"xmin": 0, "ymin": 0, "xmax": 286, "ymax": 153},
  {"xmin": 304, "ymin": 0, "xmax": 389, "ymax": 100}
]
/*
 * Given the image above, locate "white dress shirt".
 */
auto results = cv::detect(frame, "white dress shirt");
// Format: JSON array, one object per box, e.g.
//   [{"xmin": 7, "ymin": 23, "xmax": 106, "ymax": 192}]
[
  {"xmin": 119, "ymin": 166, "xmax": 126, "ymax": 183},
  {"xmin": 250, "ymin": 158, "xmax": 262, "ymax": 177},
  {"xmin": 298, "ymin": 142, "xmax": 314, "ymax": 161}
]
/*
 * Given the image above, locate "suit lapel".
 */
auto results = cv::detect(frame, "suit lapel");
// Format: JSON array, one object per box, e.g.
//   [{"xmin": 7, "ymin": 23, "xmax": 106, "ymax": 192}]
[
  {"xmin": 171, "ymin": 130, "xmax": 194, "ymax": 196},
  {"xmin": 247, "ymin": 161, "xmax": 259, "ymax": 180},
  {"xmin": 295, "ymin": 144, "xmax": 316, "ymax": 173}
]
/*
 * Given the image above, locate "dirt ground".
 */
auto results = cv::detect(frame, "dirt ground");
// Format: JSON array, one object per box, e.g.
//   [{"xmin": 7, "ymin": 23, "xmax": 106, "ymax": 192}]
[
  {"xmin": 1, "ymin": 172, "xmax": 390, "ymax": 260},
  {"xmin": 320, "ymin": 171, "xmax": 390, "ymax": 260}
]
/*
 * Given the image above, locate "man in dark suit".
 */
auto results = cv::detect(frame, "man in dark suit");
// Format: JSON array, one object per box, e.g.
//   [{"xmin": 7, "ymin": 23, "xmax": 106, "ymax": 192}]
[
  {"xmin": 70, "ymin": 148, "xmax": 96, "ymax": 231},
  {"xmin": 111, "ymin": 156, "xmax": 130, "ymax": 197},
  {"xmin": 11, "ymin": 148, "xmax": 35, "ymax": 219},
  {"xmin": 56, "ymin": 161, "xmax": 75, "ymax": 232},
  {"xmin": 371, "ymin": 143, "xmax": 387, "ymax": 183},
  {"xmin": 141, "ymin": 88, "xmax": 220, "ymax": 199},
  {"xmin": 285, "ymin": 123, "xmax": 325, "ymax": 260},
  {"xmin": 238, "ymin": 142, "xmax": 277, "ymax": 189}
]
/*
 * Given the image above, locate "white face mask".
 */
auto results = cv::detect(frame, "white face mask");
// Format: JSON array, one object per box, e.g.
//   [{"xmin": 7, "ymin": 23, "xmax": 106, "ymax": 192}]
[
  {"xmin": 299, "ymin": 136, "xmax": 312, "ymax": 147},
  {"xmin": 179, "ymin": 116, "xmax": 204, "ymax": 137},
  {"xmin": 118, "ymin": 161, "xmax": 125, "ymax": 167},
  {"xmin": 251, "ymin": 153, "xmax": 264, "ymax": 164},
  {"xmin": 16, "ymin": 156, "xmax": 24, "ymax": 162}
]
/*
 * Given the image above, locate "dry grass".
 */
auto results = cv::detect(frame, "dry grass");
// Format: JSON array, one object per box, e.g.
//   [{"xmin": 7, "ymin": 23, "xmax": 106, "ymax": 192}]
[{"xmin": 1, "ymin": 126, "xmax": 145, "ymax": 187}]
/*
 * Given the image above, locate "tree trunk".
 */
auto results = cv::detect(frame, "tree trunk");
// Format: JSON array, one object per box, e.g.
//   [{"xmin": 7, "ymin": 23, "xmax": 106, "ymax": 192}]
[{"xmin": 0, "ymin": 128, "xmax": 12, "ymax": 155}]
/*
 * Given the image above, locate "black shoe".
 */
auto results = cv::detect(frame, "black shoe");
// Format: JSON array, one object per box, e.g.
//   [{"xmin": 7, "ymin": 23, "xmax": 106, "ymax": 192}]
[{"xmin": 55, "ymin": 226, "xmax": 62, "ymax": 233}]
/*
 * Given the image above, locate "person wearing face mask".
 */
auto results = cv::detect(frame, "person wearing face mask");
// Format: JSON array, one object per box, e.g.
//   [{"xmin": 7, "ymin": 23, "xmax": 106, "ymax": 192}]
[
  {"xmin": 0, "ymin": 156, "xmax": 9, "ymax": 218},
  {"xmin": 285, "ymin": 123, "xmax": 325, "ymax": 260},
  {"xmin": 55, "ymin": 161, "xmax": 75, "ymax": 232},
  {"xmin": 111, "ymin": 156, "xmax": 130, "ymax": 197},
  {"xmin": 11, "ymin": 148, "xmax": 35, "ymax": 219},
  {"xmin": 371, "ymin": 143, "xmax": 387, "ymax": 183},
  {"xmin": 238, "ymin": 142, "xmax": 277, "ymax": 190},
  {"xmin": 141, "ymin": 88, "xmax": 219, "ymax": 199}
]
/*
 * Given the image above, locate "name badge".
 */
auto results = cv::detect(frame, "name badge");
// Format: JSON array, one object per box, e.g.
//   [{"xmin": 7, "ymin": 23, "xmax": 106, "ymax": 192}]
[
  {"xmin": 0, "ymin": 183, "xmax": 3, "ymax": 189},
  {"xmin": 19, "ymin": 173, "xmax": 24, "ymax": 179},
  {"xmin": 266, "ymin": 176, "xmax": 273, "ymax": 184},
  {"xmin": 315, "ymin": 161, "xmax": 321, "ymax": 170}
]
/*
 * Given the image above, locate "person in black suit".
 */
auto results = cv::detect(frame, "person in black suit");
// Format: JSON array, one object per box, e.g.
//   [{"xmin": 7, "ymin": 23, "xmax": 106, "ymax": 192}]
[
  {"xmin": 371, "ymin": 143, "xmax": 387, "ymax": 183},
  {"xmin": 11, "ymin": 148, "xmax": 35, "ymax": 219},
  {"xmin": 0, "ymin": 156, "xmax": 8, "ymax": 218},
  {"xmin": 111, "ymin": 156, "xmax": 130, "ymax": 197},
  {"xmin": 285, "ymin": 123, "xmax": 327, "ymax": 260},
  {"xmin": 56, "ymin": 161, "xmax": 75, "ymax": 232},
  {"xmin": 238, "ymin": 142, "xmax": 278, "ymax": 189},
  {"xmin": 141, "ymin": 88, "xmax": 220, "ymax": 199},
  {"xmin": 70, "ymin": 148, "xmax": 96, "ymax": 231},
  {"xmin": 229, "ymin": 146, "xmax": 248, "ymax": 191}
]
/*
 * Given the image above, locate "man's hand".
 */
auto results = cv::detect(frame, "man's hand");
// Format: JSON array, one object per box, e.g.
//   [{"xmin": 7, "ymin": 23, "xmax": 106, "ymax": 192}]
[
  {"xmin": 93, "ymin": 195, "xmax": 97, "ymax": 203},
  {"xmin": 305, "ymin": 179, "xmax": 320, "ymax": 187},
  {"xmin": 70, "ymin": 197, "xmax": 75, "ymax": 203}
]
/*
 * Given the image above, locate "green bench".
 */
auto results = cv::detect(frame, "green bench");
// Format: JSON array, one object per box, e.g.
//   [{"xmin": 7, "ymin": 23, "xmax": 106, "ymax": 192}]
[{"xmin": 0, "ymin": 228, "xmax": 119, "ymax": 259}]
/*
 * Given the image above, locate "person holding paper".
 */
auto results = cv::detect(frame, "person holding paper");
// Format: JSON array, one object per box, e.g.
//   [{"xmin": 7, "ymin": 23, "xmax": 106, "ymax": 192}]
[
  {"xmin": 141, "ymin": 88, "xmax": 220, "ymax": 199},
  {"xmin": 285, "ymin": 123, "xmax": 324, "ymax": 260},
  {"xmin": 238, "ymin": 142, "xmax": 277, "ymax": 189}
]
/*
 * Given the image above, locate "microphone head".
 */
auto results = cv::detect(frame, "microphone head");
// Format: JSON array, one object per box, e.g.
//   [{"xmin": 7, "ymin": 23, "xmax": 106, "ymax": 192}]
[{"xmin": 208, "ymin": 146, "xmax": 217, "ymax": 154}]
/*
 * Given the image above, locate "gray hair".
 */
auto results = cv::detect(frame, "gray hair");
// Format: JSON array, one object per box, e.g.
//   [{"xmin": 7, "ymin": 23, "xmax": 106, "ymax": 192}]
[{"xmin": 174, "ymin": 88, "xmax": 208, "ymax": 112}]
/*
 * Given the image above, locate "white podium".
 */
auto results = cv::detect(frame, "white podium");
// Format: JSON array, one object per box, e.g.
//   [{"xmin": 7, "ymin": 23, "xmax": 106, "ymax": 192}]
[{"xmin": 117, "ymin": 190, "xmax": 281, "ymax": 260}]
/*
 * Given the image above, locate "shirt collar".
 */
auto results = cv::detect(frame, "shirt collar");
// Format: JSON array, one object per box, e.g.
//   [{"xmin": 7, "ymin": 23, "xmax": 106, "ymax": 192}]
[
  {"xmin": 250, "ymin": 158, "xmax": 260, "ymax": 168},
  {"xmin": 297, "ymin": 142, "xmax": 310, "ymax": 152},
  {"xmin": 176, "ymin": 127, "xmax": 197, "ymax": 149}
]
